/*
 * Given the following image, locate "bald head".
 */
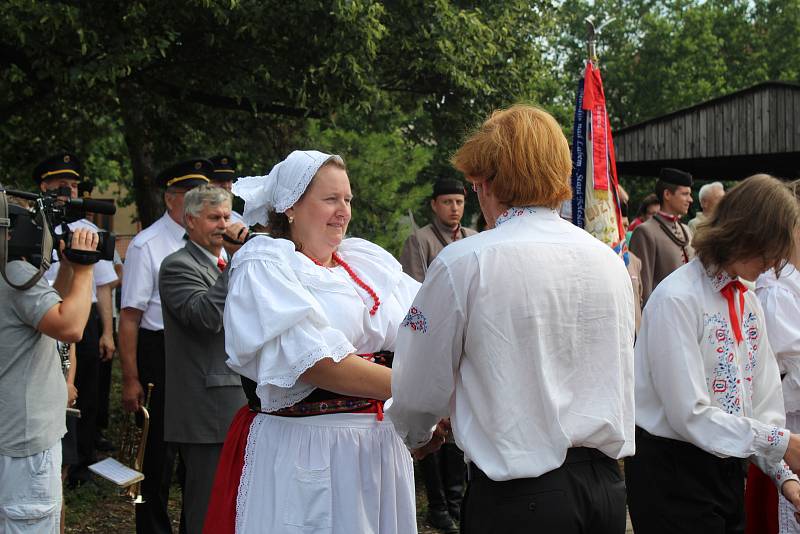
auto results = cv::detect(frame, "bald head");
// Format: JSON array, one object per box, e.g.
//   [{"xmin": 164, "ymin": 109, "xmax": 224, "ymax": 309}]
[{"xmin": 698, "ymin": 182, "xmax": 725, "ymax": 214}]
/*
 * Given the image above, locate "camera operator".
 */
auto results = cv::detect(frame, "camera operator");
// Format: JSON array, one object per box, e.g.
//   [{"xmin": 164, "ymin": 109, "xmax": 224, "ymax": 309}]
[
  {"xmin": 0, "ymin": 227, "xmax": 98, "ymax": 532},
  {"xmin": 35, "ymin": 152, "xmax": 118, "ymax": 486}
]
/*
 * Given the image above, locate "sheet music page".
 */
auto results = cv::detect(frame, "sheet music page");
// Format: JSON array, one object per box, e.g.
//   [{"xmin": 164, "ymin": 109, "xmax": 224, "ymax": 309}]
[{"xmin": 88, "ymin": 457, "xmax": 144, "ymax": 486}]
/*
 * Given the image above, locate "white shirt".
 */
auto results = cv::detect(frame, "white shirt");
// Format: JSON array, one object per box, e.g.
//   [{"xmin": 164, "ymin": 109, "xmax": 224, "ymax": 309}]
[
  {"xmin": 224, "ymin": 236, "xmax": 420, "ymax": 412},
  {"xmin": 192, "ymin": 241, "xmax": 224, "ymax": 268},
  {"xmin": 387, "ymin": 207, "xmax": 636, "ymax": 481},
  {"xmin": 757, "ymin": 267, "xmax": 800, "ymax": 413},
  {"xmin": 121, "ymin": 212, "xmax": 186, "ymax": 331},
  {"xmin": 44, "ymin": 218, "xmax": 118, "ymax": 303},
  {"xmin": 636, "ymin": 258, "xmax": 796, "ymax": 488}
]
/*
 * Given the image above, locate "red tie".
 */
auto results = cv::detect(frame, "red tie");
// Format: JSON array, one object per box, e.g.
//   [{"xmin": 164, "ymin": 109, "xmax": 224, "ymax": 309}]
[
  {"xmin": 721, "ymin": 280, "xmax": 747, "ymax": 344},
  {"xmin": 217, "ymin": 257, "xmax": 227, "ymax": 271}
]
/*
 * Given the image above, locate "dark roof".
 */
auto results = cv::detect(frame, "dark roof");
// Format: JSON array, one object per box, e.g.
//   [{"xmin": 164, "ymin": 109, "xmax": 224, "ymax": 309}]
[{"xmin": 614, "ymin": 81, "xmax": 800, "ymax": 180}]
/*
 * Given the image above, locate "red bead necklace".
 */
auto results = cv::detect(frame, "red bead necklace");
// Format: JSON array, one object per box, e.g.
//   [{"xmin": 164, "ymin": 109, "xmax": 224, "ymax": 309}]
[{"xmin": 306, "ymin": 251, "xmax": 381, "ymax": 315}]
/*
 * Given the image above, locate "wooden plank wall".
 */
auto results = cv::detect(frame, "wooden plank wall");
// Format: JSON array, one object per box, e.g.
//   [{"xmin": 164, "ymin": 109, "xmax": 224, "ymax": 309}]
[{"xmin": 616, "ymin": 86, "xmax": 799, "ymax": 162}]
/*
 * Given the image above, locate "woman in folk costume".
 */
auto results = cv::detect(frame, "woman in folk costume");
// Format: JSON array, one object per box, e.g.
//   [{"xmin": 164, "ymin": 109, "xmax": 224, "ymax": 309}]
[
  {"xmin": 626, "ymin": 174, "xmax": 800, "ymax": 534},
  {"xmin": 745, "ymin": 180, "xmax": 800, "ymax": 534},
  {"xmin": 202, "ymin": 150, "xmax": 422, "ymax": 534}
]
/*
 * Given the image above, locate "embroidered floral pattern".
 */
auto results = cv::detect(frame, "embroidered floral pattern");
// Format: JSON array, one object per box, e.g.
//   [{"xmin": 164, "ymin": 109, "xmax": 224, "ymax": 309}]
[
  {"xmin": 743, "ymin": 313, "xmax": 759, "ymax": 398},
  {"xmin": 705, "ymin": 265, "xmax": 735, "ymax": 293},
  {"xmin": 771, "ymin": 461, "xmax": 797, "ymax": 484},
  {"xmin": 705, "ymin": 312, "xmax": 742, "ymax": 415},
  {"xmin": 494, "ymin": 206, "xmax": 559, "ymax": 227},
  {"xmin": 767, "ymin": 426, "xmax": 786, "ymax": 447},
  {"xmin": 495, "ymin": 207, "xmax": 538, "ymax": 226},
  {"xmin": 401, "ymin": 306, "xmax": 429, "ymax": 334}
]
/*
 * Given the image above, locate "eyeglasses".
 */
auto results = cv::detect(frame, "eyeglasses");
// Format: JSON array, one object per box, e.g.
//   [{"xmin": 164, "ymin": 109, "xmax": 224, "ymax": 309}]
[{"xmin": 472, "ymin": 172, "xmax": 496, "ymax": 193}]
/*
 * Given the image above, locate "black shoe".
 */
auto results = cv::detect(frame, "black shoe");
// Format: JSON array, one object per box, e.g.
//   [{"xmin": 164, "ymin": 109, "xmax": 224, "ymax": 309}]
[
  {"xmin": 427, "ymin": 508, "xmax": 458, "ymax": 533},
  {"xmin": 95, "ymin": 432, "xmax": 116, "ymax": 452},
  {"xmin": 447, "ymin": 503, "xmax": 461, "ymax": 523},
  {"xmin": 66, "ymin": 465, "xmax": 93, "ymax": 488}
]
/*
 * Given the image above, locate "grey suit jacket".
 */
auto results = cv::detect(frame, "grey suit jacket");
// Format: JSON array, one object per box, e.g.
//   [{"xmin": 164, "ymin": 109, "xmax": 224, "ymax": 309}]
[{"xmin": 159, "ymin": 240, "xmax": 245, "ymax": 444}]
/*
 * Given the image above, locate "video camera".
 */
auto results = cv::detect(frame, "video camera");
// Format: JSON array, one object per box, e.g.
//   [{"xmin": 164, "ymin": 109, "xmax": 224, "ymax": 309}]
[{"xmin": 0, "ymin": 185, "xmax": 117, "ymax": 289}]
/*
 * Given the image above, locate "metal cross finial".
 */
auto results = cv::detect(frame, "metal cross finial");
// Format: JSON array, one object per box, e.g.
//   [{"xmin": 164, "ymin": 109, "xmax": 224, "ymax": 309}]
[{"xmin": 586, "ymin": 15, "xmax": 615, "ymax": 63}]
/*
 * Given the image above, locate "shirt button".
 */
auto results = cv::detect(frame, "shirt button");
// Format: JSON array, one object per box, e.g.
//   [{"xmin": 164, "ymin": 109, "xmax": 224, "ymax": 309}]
[{"xmin": 528, "ymin": 502, "xmax": 537, "ymax": 511}]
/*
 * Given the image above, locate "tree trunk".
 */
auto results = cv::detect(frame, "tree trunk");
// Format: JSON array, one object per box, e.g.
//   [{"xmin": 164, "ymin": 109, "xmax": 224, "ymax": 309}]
[{"xmin": 117, "ymin": 80, "xmax": 163, "ymax": 228}]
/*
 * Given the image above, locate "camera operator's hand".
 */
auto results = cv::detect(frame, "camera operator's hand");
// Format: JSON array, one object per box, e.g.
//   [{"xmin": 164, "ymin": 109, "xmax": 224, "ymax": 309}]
[
  {"xmin": 122, "ymin": 378, "xmax": 144, "ymax": 413},
  {"xmin": 60, "ymin": 228, "xmax": 99, "ymax": 272}
]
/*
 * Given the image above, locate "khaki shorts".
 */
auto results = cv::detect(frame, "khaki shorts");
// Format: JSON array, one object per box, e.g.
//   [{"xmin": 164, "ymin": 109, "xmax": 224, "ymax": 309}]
[{"xmin": 0, "ymin": 442, "xmax": 62, "ymax": 534}]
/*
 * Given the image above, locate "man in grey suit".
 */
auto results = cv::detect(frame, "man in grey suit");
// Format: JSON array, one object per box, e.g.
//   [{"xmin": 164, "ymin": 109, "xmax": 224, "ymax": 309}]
[{"xmin": 159, "ymin": 184, "xmax": 247, "ymax": 533}]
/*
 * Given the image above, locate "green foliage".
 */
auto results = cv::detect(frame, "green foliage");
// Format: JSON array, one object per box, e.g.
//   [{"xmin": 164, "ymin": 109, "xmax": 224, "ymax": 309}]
[
  {"xmin": 305, "ymin": 120, "xmax": 432, "ymax": 255},
  {"xmin": 3, "ymin": 0, "xmax": 800, "ymax": 237},
  {"xmin": 557, "ymin": 0, "xmax": 800, "ymax": 130}
]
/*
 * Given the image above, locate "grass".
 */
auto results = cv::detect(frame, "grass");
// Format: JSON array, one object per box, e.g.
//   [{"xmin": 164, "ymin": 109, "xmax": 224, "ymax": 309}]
[{"xmin": 63, "ymin": 359, "xmax": 440, "ymax": 533}]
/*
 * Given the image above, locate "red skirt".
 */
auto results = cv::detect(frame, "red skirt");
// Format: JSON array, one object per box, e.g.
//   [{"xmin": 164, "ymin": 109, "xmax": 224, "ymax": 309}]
[
  {"xmin": 745, "ymin": 462, "xmax": 779, "ymax": 534},
  {"xmin": 203, "ymin": 406, "xmax": 257, "ymax": 534}
]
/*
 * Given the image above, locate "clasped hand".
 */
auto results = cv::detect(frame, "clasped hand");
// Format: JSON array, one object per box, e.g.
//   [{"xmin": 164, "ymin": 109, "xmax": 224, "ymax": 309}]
[{"xmin": 411, "ymin": 419, "xmax": 451, "ymax": 460}]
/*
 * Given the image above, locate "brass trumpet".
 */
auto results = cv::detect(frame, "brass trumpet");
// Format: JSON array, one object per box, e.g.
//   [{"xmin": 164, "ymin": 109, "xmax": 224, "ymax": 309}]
[{"xmin": 118, "ymin": 382, "xmax": 153, "ymax": 504}]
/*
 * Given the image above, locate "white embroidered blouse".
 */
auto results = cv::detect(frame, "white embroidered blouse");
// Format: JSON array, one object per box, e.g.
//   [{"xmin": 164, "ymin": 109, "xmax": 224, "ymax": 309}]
[
  {"xmin": 635, "ymin": 258, "xmax": 797, "ymax": 488},
  {"xmin": 223, "ymin": 236, "xmax": 420, "ymax": 412}
]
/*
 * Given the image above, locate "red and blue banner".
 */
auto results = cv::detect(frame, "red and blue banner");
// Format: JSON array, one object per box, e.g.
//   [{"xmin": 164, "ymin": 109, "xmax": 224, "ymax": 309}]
[{"xmin": 567, "ymin": 61, "xmax": 626, "ymax": 259}]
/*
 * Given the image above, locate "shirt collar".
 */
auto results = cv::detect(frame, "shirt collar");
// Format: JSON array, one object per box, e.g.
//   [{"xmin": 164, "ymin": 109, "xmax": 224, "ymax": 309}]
[
  {"xmin": 495, "ymin": 206, "xmax": 558, "ymax": 227},
  {"xmin": 162, "ymin": 211, "xmax": 186, "ymax": 242},
  {"xmin": 703, "ymin": 261, "xmax": 737, "ymax": 293},
  {"xmin": 657, "ymin": 211, "xmax": 680, "ymax": 223},
  {"xmin": 190, "ymin": 239, "xmax": 221, "ymax": 265}
]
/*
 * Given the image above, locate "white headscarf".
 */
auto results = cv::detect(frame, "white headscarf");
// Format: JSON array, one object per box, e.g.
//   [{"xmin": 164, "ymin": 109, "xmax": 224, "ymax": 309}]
[{"xmin": 233, "ymin": 150, "xmax": 339, "ymax": 227}]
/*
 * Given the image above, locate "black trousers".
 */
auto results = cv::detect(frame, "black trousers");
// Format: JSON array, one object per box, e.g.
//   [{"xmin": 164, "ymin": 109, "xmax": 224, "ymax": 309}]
[
  {"xmin": 95, "ymin": 317, "xmax": 115, "ymax": 430},
  {"xmin": 625, "ymin": 427, "xmax": 745, "ymax": 534},
  {"xmin": 420, "ymin": 442, "xmax": 465, "ymax": 515},
  {"xmin": 71, "ymin": 304, "xmax": 99, "ymax": 472},
  {"xmin": 135, "ymin": 328, "xmax": 178, "ymax": 534},
  {"xmin": 461, "ymin": 448, "xmax": 626, "ymax": 534}
]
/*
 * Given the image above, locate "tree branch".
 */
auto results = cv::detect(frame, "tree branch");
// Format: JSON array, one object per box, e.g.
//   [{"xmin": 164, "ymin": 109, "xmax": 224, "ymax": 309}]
[{"xmin": 146, "ymin": 79, "xmax": 323, "ymax": 119}]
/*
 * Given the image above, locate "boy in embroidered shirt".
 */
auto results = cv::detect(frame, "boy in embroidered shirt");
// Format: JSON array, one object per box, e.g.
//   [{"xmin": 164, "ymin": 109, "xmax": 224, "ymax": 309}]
[{"xmin": 627, "ymin": 174, "xmax": 800, "ymax": 533}]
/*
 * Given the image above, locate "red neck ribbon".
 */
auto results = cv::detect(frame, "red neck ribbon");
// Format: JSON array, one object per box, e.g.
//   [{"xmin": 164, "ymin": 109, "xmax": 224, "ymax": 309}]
[
  {"xmin": 721, "ymin": 280, "xmax": 747, "ymax": 344},
  {"xmin": 217, "ymin": 256, "xmax": 227, "ymax": 271}
]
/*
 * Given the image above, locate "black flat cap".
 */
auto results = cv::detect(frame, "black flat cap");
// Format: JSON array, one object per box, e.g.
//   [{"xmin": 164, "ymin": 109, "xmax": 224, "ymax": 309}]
[
  {"xmin": 432, "ymin": 178, "xmax": 466, "ymax": 198},
  {"xmin": 156, "ymin": 158, "xmax": 213, "ymax": 189},
  {"xmin": 659, "ymin": 168, "xmax": 693, "ymax": 187},
  {"xmin": 209, "ymin": 155, "xmax": 238, "ymax": 182},
  {"xmin": 32, "ymin": 152, "xmax": 82, "ymax": 184}
]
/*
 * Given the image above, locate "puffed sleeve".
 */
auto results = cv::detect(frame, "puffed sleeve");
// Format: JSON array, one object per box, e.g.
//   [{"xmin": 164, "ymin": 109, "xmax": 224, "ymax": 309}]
[
  {"xmin": 748, "ymin": 313, "xmax": 799, "ymax": 489},
  {"xmin": 759, "ymin": 283, "xmax": 800, "ymax": 412},
  {"xmin": 223, "ymin": 238, "xmax": 356, "ymax": 412}
]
